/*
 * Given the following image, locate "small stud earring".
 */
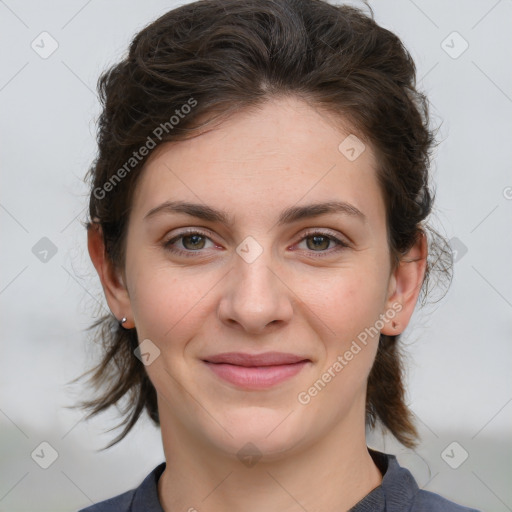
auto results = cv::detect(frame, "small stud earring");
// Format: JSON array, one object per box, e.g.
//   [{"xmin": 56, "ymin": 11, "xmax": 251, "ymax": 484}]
[{"xmin": 120, "ymin": 317, "xmax": 127, "ymax": 325}]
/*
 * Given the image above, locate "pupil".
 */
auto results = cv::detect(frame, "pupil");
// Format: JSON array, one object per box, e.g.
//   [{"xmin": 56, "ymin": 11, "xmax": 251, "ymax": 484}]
[
  {"xmin": 185, "ymin": 235, "xmax": 203, "ymax": 249},
  {"xmin": 310, "ymin": 235, "xmax": 328, "ymax": 250}
]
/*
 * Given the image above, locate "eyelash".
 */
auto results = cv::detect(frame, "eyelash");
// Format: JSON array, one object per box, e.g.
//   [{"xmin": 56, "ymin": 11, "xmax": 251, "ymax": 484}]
[{"xmin": 162, "ymin": 228, "xmax": 350, "ymax": 258}]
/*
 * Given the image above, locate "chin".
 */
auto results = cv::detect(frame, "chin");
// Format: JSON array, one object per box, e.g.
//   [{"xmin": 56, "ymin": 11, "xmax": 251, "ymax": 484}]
[{"xmin": 204, "ymin": 407, "xmax": 309, "ymax": 461}]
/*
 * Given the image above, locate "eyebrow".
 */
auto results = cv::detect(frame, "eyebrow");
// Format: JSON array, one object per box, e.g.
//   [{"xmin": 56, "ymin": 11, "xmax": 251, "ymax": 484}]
[{"xmin": 143, "ymin": 200, "xmax": 366, "ymax": 226}]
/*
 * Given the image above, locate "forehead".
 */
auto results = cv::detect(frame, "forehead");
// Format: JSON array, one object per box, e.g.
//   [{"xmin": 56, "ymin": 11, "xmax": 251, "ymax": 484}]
[{"xmin": 130, "ymin": 97, "xmax": 385, "ymax": 230}]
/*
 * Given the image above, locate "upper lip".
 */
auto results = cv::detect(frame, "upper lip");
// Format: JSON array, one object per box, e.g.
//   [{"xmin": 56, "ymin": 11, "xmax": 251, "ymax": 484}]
[{"xmin": 203, "ymin": 352, "xmax": 310, "ymax": 367}]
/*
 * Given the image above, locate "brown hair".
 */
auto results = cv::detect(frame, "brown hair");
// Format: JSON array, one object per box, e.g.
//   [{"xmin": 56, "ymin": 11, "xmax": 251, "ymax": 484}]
[{"xmin": 73, "ymin": 0, "xmax": 453, "ymax": 449}]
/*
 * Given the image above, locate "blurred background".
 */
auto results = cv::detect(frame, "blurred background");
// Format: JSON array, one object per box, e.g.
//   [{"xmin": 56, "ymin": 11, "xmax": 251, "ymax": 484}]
[{"xmin": 1, "ymin": 0, "xmax": 511, "ymax": 510}]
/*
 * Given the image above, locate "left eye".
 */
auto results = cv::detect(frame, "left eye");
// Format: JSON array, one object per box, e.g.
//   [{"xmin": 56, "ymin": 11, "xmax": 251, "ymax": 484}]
[
  {"xmin": 163, "ymin": 230, "xmax": 348, "ymax": 257},
  {"xmin": 297, "ymin": 232, "xmax": 348, "ymax": 253}
]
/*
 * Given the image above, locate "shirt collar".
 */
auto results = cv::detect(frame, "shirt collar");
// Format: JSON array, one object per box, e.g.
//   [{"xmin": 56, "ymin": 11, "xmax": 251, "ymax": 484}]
[
  {"xmin": 349, "ymin": 448, "xmax": 419, "ymax": 512},
  {"xmin": 131, "ymin": 449, "xmax": 419, "ymax": 512},
  {"xmin": 131, "ymin": 461, "xmax": 166, "ymax": 511}
]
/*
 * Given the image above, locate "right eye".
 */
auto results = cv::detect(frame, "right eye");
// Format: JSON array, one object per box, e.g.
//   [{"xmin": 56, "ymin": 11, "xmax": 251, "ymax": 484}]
[{"xmin": 163, "ymin": 229, "xmax": 217, "ymax": 257}]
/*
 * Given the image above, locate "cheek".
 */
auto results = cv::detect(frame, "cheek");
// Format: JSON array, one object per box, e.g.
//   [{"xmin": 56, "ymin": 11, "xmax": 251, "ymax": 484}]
[
  {"xmin": 301, "ymin": 268, "xmax": 387, "ymax": 342},
  {"xmin": 311, "ymin": 278, "xmax": 382, "ymax": 386},
  {"xmin": 304, "ymin": 269, "xmax": 387, "ymax": 389},
  {"xmin": 128, "ymin": 261, "xmax": 212, "ymax": 343}
]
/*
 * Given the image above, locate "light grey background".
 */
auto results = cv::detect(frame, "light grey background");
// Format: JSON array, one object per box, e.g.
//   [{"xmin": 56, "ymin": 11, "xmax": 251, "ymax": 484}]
[{"xmin": 1, "ymin": 1, "xmax": 511, "ymax": 511}]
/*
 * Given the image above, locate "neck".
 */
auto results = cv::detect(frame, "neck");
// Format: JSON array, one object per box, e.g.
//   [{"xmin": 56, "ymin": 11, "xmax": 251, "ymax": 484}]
[{"xmin": 156, "ymin": 402, "xmax": 383, "ymax": 512}]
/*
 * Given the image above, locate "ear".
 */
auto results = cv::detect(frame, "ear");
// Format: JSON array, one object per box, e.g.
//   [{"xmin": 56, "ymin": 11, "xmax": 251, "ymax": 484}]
[
  {"xmin": 381, "ymin": 230, "xmax": 428, "ymax": 336},
  {"xmin": 87, "ymin": 223, "xmax": 134, "ymax": 329}
]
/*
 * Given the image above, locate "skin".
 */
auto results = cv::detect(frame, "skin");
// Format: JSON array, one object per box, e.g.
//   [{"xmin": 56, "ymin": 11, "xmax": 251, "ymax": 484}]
[{"xmin": 89, "ymin": 96, "xmax": 427, "ymax": 512}]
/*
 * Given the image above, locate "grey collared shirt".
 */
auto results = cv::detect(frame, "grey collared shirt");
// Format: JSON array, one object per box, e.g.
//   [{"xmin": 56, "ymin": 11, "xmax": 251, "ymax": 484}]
[{"xmin": 78, "ymin": 449, "xmax": 480, "ymax": 511}]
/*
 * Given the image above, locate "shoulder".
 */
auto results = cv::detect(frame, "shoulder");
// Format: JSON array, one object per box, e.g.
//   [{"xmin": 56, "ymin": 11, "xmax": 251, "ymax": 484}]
[
  {"xmin": 369, "ymin": 449, "xmax": 481, "ymax": 512},
  {"xmin": 77, "ymin": 488, "xmax": 135, "ymax": 511},
  {"xmin": 412, "ymin": 488, "xmax": 481, "ymax": 512},
  {"xmin": 76, "ymin": 462, "xmax": 166, "ymax": 512}
]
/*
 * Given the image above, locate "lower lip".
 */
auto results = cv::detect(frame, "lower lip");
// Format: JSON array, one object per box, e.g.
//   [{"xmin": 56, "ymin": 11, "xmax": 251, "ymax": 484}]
[{"xmin": 204, "ymin": 361, "xmax": 309, "ymax": 389}]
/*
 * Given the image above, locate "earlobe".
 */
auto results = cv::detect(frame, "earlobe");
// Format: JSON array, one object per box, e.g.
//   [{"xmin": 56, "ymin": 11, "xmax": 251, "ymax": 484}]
[
  {"xmin": 381, "ymin": 231, "xmax": 428, "ymax": 336},
  {"xmin": 87, "ymin": 223, "xmax": 134, "ymax": 328}
]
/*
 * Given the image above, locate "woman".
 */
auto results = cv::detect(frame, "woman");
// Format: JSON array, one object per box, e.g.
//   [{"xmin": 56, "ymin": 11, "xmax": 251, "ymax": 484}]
[{"xmin": 75, "ymin": 0, "xmax": 479, "ymax": 510}]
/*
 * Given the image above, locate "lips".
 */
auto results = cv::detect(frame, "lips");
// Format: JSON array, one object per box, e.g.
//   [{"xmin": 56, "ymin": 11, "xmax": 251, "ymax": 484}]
[
  {"xmin": 203, "ymin": 351, "xmax": 309, "ymax": 367},
  {"xmin": 202, "ymin": 352, "xmax": 311, "ymax": 389}
]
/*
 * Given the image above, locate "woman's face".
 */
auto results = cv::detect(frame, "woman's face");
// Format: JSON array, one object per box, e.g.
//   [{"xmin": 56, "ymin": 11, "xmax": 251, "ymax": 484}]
[{"xmin": 113, "ymin": 96, "xmax": 410, "ymax": 459}]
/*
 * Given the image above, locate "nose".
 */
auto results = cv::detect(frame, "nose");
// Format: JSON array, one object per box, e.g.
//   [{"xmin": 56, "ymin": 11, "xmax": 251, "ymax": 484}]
[{"xmin": 217, "ymin": 246, "xmax": 294, "ymax": 334}]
